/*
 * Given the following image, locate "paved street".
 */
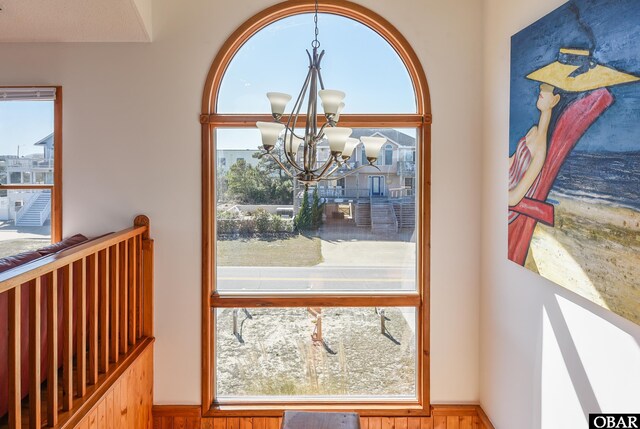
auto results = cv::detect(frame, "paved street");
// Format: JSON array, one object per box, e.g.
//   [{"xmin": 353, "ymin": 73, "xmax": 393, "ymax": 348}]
[{"xmin": 217, "ymin": 265, "xmax": 416, "ymax": 292}]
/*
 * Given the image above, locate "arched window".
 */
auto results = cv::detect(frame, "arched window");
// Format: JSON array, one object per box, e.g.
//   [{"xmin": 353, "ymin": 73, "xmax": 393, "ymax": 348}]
[
  {"xmin": 384, "ymin": 144, "xmax": 394, "ymax": 165},
  {"xmin": 201, "ymin": 0, "xmax": 431, "ymax": 416}
]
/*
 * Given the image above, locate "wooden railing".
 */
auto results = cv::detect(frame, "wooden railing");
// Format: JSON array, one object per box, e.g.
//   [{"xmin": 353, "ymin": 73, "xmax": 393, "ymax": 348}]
[{"xmin": 0, "ymin": 215, "xmax": 153, "ymax": 429}]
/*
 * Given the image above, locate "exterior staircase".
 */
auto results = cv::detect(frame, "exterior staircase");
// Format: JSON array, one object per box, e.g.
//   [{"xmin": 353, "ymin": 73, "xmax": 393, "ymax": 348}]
[
  {"xmin": 16, "ymin": 191, "xmax": 51, "ymax": 227},
  {"xmin": 392, "ymin": 199, "xmax": 416, "ymax": 228},
  {"xmin": 370, "ymin": 197, "xmax": 398, "ymax": 232},
  {"xmin": 355, "ymin": 201, "xmax": 371, "ymax": 227}
]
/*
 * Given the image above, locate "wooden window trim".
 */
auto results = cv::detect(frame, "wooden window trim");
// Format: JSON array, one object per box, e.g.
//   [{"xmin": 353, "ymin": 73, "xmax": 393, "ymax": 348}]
[
  {"xmin": 0, "ymin": 85, "xmax": 62, "ymax": 243},
  {"xmin": 201, "ymin": 0, "xmax": 431, "ymax": 417}
]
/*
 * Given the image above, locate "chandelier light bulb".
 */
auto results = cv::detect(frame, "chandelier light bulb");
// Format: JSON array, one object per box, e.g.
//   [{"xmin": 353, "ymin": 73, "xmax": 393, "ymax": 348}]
[
  {"xmin": 256, "ymin": 121, "xmax": 285, "ymax": 151},
  {"xmin": 341, "ymin": 138, "xmax": 359, "ymax": 161},
  {"xmin": 319, "ymin": 90, "xmax": 346, "ymax": 115},
  {"xmin": 323, "ymin": 127, "xmax": 352, "ymax": 155},
  {"xmin": 361, "ymin": 136, "xmax": 387, "ymax": 164},
  {"xmin": 266, "ymin": 92, "xmax": 292, "ymax": 118}
]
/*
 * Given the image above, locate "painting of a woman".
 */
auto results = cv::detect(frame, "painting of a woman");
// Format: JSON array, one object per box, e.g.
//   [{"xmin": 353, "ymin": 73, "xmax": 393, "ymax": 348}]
[{"xmin": 509, "ymin": 0, "xmax": 640, "ymax": 325}]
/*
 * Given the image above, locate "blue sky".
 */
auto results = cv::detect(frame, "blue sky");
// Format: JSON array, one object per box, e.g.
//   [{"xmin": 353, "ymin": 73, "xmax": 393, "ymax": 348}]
[
  {"xmin": 0, "ymin": 101, "xmax": 53, "ymax": 156},
  {"xmin": 217, "ymin": 13, "xmax": 416, "ymax": 150}
]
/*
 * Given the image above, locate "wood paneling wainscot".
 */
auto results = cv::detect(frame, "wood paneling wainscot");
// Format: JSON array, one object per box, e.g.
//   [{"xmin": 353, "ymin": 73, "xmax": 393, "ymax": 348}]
[
  {"xmin": 75, "ymin": 341, "xmax": 153, "ymax": 429},
  {"xmin": 153, "ymin": 405, "xmax": 495, "ymax": 429}
]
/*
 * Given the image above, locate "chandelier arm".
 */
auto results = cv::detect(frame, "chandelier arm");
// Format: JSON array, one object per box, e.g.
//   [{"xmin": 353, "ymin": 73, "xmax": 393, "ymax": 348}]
[
  {"xmin": 315, "ymin": 120, "xmax": 333, "ymax": 140},
  {"xmin": 265, "ymin": 153, "xmax": 296, "ymax": 178},
  {"xmin": 325, "ymin": 163, "xmax": 380, "ymax": 181},
  {"xmin": 280, "ymin": 128, "xmax": 305, "ymax": 173},
  {"xmin": 286, "ymin": 64, "xmax": 313, "ymax": 172},
  {"xmin": 305, "ymin": 48, "xmax": 321, "ymax": 172},
  {"xmin": 317, "ymin": 52, "xmax": 326, "ymax": 90},
  {"xmin": 313, "ymin": 154, "xmax": 337, "ymax": 179},
  {"xmin": 310, "ymin": 154, "xmax": 334, "ymax": 174}
]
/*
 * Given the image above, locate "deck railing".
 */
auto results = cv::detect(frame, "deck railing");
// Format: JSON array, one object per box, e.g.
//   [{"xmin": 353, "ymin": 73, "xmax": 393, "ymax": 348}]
[{"xmin": 0, "ymin": 215, "xmax": 153, "ymax": 428}]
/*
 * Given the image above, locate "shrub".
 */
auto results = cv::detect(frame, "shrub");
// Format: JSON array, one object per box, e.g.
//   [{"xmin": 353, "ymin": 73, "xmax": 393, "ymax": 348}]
[{"xmin": 255, "ymin": 209, "xmax": 272, "ymax": 233}]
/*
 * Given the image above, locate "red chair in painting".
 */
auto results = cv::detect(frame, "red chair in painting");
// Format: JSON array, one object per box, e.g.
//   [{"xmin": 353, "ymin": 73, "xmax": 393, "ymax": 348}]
[{"xmin": 508, "ymin": 88, "xmax": 614, "ymax": 265}]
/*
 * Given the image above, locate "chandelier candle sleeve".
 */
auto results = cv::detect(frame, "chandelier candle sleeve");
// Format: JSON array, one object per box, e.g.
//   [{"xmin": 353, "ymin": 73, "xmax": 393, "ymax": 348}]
[
  {"xmin": 361, "ymin": 136, "xmax": 388, "ymax": 164},
  {"xmin": 319, "ymin": 90, "xmax": 346, "ymax": 115},
  {"xmin": 332, "ymin": 102, "xmax": 346, "ymax": 122},
  {"xmin": 341, "ymin": 138, "xmax": 359, "ymax": 161},
  {"xmin": 267, "ymin": 92, "xmax": 292, "ymax": 118},
  {"xmin": 256, "ymin": 121, "xmax": 285, "ymax": 151},
  {"xmin": 323, "ymin": 127, "xmax": 353, "ymax": 155}
]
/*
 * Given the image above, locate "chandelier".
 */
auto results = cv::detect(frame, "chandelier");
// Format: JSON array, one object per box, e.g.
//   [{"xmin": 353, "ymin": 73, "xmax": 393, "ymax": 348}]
[{"xmin": 256, "ymin": 0, "xmax": 387, "ymax": 186}]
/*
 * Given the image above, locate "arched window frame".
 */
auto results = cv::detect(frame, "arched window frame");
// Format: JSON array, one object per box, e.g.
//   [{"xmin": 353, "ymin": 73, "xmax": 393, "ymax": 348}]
[{"xmin": 201, "ymin": 0, "xmax": 431, "ymax": 417}]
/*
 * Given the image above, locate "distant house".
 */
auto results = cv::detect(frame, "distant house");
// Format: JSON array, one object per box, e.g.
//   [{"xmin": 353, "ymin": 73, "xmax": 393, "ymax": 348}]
[
  {"xmin": 294, "ymin": 129, "xmax": 417, "ymax": 231},
  {"xmin": 0, "ymin": 133, "xmax": 53, "ymax": 225}
]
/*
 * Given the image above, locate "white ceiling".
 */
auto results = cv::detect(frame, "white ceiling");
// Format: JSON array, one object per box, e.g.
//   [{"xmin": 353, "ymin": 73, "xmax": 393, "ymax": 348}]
[{"xmin": 0, "ymin": 0, "xmax": 152, "ymax": 42}]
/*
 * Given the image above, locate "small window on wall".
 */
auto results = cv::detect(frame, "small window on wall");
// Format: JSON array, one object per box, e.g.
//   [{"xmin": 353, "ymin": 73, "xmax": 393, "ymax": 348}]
[{"xmin": 0, "ymin": 87, "xmax": 62, "ymax": 258}]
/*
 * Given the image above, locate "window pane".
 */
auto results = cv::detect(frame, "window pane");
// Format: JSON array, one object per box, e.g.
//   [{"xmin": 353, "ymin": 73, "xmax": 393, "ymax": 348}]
[
  {"xmin": 217, "ymin": 13, "xmax": 416, "ymax": 114},
  {"xmin": 0, "ymin": 100, "xmax": 55, "ymax": 185},
  {"xmin": 215, "ymin": 128, "xmax": 418, "ymax": 294},
  {"xmin": 215, "ymin": 307, "xmax": 417, "ymax": 401},
  {"xmin": 0, "ymin": 189, "xmax": 51, "ymax": 258}
]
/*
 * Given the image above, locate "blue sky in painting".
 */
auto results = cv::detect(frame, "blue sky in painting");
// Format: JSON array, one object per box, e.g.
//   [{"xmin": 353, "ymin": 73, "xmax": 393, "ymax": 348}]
[{"xmin": 509, "ymin": 0, "xmax": 640, "ymax": 154}]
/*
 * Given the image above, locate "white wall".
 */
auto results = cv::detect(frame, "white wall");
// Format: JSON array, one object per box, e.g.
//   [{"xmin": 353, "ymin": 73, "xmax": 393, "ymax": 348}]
[
  {"xmin": 481, "ymin": 1, "xmax": 640, "ymax": 427},
  {"xmin": 0, "ymin": 0, "xmax": 483, "ymax": 404}
]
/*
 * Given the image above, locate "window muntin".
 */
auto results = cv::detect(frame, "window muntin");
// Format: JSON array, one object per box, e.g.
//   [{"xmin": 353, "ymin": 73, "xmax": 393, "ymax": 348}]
[
  {"xmin": 217, "ymin": 13, "xmax": 416, "ymax": 114},
  {"xmin": 0, "ymin": 94, "xmax": 60, "ymax": 254}
]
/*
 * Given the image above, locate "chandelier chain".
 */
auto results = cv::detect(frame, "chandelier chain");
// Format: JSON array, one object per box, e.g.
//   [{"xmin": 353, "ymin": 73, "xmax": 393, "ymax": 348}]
[{"xmin": 312, "ymin": 0, "xmax": 320, "ymax": 48}]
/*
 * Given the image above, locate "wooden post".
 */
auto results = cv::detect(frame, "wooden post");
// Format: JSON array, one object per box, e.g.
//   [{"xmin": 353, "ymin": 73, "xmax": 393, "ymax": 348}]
[{"xmin": 135, "ymin": 215, "xmax": 153, "ymax": 338}]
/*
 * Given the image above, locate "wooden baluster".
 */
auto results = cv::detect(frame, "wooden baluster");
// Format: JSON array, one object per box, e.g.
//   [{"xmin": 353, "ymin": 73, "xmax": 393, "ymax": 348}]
[
  {"xmin": 119, "ymin": 240, "xmax": 128, "ymax": 354},
  {"xmin": 136, "ymin": 235, "xmax": 143, "ymax": 339},
  {"xmin": 128, "ymin": 237, "xmax": 137, "ymax": 345},
  {"xmin": 110, "ymin": 245, "xmax": 120, "ymax": 362},
  {"xmin": 47, "ymin": 272, "xmax": 59, "ymax": 426},
  {"xmin": 75, "ymin": 259, "xmax": 87, "ymax": 397},
  {"xmin": 98, "ymin": 249, "xmax": 109, "ymax": 372},
  {"xmin": 62, "ymin": 265, "xmax": 73, "ymax": 411},
  {"xmin": 29, "ymin": 278, "xmax": 42, "ymax": 429},
  {"xmin": 8, "ymin": 285, "xmax": 22, "ymax": 429},
  {"xmin": 87, "ymin": 253, "xmax": 99, "ymax": 385}
]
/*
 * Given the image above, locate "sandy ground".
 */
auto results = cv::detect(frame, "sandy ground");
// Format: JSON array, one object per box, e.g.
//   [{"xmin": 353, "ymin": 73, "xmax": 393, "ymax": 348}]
[
  {"xmin": 0, "ymin": 222, "xmax": 50, "ymax": 258},
  {"xmin": 216, "ymin": 307, "xmax": 416, "ymax": 398},
  {"xmin": 528, "ymin": 193, "xmax": 640, "ymax": 324}
]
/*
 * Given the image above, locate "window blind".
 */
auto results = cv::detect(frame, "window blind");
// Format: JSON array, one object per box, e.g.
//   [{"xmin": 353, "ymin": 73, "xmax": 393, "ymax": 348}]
[{"xmin": 0, "ymin": 87, "xmax": 56, "ymax": 101}]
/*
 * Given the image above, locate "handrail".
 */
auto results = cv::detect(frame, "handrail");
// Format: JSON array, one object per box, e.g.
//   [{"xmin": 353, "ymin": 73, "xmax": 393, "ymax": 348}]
[
  {"xmin": 0, "ymin": 224, "xmax": 147, "ymax": 293},
  {"xmin": 0, "ymin": 215, "xmax": 153, "ymax": 428}
]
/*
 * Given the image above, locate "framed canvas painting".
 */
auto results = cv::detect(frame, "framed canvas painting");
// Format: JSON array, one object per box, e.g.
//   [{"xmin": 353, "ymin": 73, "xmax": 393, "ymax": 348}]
[{"xmin": 508, "ymin": 0, "xmax": 640, "ymax": 324}]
